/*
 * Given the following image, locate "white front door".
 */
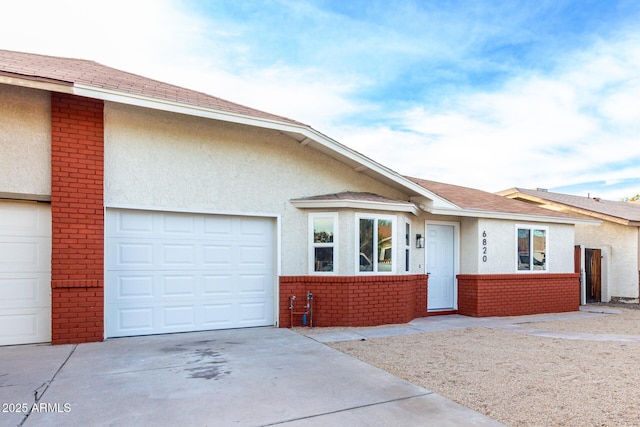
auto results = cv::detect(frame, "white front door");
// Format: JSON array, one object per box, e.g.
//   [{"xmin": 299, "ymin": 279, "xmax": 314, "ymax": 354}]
[
  {"xmin": 0, "ymin": 201, "xmax": 51, "ymax": 345},
  {"xmin": 106, "ymin": 209, "xmax": 275, "ymax": 338},
  {"xmin": 426, "ymin": 223, "xmax": 456, "ymax": 310}
]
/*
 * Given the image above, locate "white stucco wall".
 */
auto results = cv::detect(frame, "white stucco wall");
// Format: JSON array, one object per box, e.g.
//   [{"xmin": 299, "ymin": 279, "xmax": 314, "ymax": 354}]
[
  {"xmin": 0, "ymin": 84, "xmax": 50, "ymax": 197},
  {"xmin": 575, "ymin": 222, "xmax": 639, "ymax": 298},
  {"xmin": 104, "ymin": 103, "xmax": 413, "ymax": 276},
  {"xmin": 459, "ymin": 217, "xmax": 479, "ymax": 274},
  {"xmin": 473, "ymin": 219, "xmax": 575, "ymax": 274}
]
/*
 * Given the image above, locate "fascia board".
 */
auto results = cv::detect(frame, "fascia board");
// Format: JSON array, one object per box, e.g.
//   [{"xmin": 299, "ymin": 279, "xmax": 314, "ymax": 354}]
[
  {"xmin": 429, "ymin": 207, "xmax": 602, "ymax": 225},
  {"xmin": 290, "ymin": 199, "xmax": 419, "ymax": 216},
  {"xmin": 0, "ymin": 75, "xmax": 73, "ymax": 93},
  {"xmin": 73, "ymin": 84, "xmax": 309, "ymax": 133}
]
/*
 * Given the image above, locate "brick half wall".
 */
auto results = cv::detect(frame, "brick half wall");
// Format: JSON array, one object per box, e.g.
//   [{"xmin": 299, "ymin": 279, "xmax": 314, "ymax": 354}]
[
  {"xmin": 279, "ymin": 275, "xmax": 429, "ymax": 328},
  {"xmin": 457, "ymin": 273, "xmax": 580, "ymax": 317},
  {"xmin": 51, "ymin": 93, "xmax": 104, "ymax": 344}
]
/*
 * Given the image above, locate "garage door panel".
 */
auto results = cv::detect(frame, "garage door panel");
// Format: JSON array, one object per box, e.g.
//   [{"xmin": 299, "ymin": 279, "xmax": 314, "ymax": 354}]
[
  {"xmin": 112, "ymin": 306, "xmax": 155, "ymax": 334},
  {"xmin": 162, "ymin": 275, "xmax": 196, "ymax": 297},
  {"xmin": 203, "ymin": 216, "xmax": 234, "ymax": 236},
  {"xmin": 240, "ymin": 218, "xmax": 271, "ymax": 236},
  {"xmin": 106, "ymin": 272, "xmax": 154, "ymax": 299},
  {"xmin": 162, "ymin": 243, "xmax": 197, "ymax": 265},
  {"xmin": 161, "ymin": 305, "xmax": 196, "ymax": 329},
  {"xmin": 108, "ymin": 209, "xmax": 154, "ymax": 236},
  {"xmin": 106, "ymin": 210, "xmax": 275, "ymax": 338},
  {"xmin": 0, "ymin": 237, "xmax": 51, "ymax": 273},
  {"xmin": 0, "ymin": 201, "xmax": 50, "ymax": 236},
  {"xmin": 237, "ymin": 300, "xmax": 271, "ymax": 325},
  {"xmin": 202, "ymin": 303, "xmax": 233, "ymax": 327},
  {"xmin": 203, "ymin": 274, "xmax": 233, "ymax": 296},
  {"xmin": 0, "ymin": 308, "xmax": 50, "ymax": 346},
  {"xmin": 203, "ymin": 244, "xmax": 233, "ymax": 266},
  {"xmin": 0, "ymin": 273, "xmax": 50, "ymax": 308},
  {"xmin": 162, "ymin": 214, "xmax": 196, "ymax": 234},
  {"xmin": 238, "ymin": 274, "xmax": 270, "ymax": 295},
  {"xmin": 239, "ymin": 245, "xmax": 272, "ymax": 267}
]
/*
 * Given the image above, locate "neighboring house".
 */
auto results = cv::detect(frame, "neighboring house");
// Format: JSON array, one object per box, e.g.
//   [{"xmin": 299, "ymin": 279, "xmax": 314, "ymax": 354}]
[
  {"xmin": 499, "ymin": 188, "xmax": 640, "ymax": 304},
  {"xmin": 0, "ymin": 49, "xmax": 596, "ymax": 346}
]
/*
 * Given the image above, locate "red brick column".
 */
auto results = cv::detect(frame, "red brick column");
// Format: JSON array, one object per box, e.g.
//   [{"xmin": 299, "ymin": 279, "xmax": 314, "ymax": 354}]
[
  {"xmin": 457, "ymin": 273, "xmax": 580, "ymax": 317},
  {"xmin": 50, "ymin": 93, "xmax": 104, "ymax": 344},
  {"xmin": 279, "ymin": 275, "xmax": 428, "ymax": 328}
]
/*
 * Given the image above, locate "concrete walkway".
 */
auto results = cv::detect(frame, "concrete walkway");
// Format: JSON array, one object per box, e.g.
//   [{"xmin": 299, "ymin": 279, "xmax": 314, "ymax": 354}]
[{"xmin": 308, "ymin": 306, "xmax": 631, "ymax": 343}]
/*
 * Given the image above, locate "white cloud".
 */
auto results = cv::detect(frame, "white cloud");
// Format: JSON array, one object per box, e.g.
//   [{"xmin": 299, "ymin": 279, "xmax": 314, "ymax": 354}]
[{"xmin": 332, "ymin": 30, "xmax": 640, "ymax": 199}]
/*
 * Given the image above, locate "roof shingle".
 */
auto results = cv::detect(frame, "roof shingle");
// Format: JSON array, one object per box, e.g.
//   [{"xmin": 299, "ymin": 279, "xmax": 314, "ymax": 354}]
[
  {"xmin": 407, "ymin": 177, "xmax": 583, "ymax": 220},
  {"xmin": 501, "ymin": 188, "xmax": 640, "ymax": 223},
  {"xmin": 0, "ymin": 49, "xmax": 303, "ymax": 125}
]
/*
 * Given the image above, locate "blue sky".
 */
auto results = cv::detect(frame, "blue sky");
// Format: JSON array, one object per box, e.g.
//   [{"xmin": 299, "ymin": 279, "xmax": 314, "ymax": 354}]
[{"xmin": 3, "ymin": 0, "xmax": 640, "ymax": 200}]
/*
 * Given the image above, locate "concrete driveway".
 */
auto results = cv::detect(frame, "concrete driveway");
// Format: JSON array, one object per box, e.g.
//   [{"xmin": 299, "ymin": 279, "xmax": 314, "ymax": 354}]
[{"xmin": 0, "ymin": 327, "xmax": 503, "ymax": 426}]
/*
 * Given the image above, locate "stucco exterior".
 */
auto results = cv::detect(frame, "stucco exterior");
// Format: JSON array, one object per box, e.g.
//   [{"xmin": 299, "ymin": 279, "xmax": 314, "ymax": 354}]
[
  {"xmin": 472, "ymin": 219, "xmax": 574, "ymax": 274},
  {"xmin": 576, "ymin": 222, "xmax": 639, "ymax": 299},
  {"xmin": 0, "ymin": 84, "xmax": 50, "ymax": 197},
  {"xmin": 104, "ymin": 103, "xmax": 413, "ymax": 276}
]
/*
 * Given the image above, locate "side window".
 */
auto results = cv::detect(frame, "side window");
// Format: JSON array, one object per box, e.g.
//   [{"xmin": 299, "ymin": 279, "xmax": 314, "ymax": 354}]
[
  {"xmin": 405, "ymin": 222, "xmax": 411, "ymax": 272},
  {"xmin": 310, "ymin": 213, "xmax": 337, "ymax": 273},
  {"xmin": 357, "ymin": 214, "xmax": 396, "ymax": 273},
  {"xmin": 517, "ymin": 225, "xmax": 547, "ymax": 271}
]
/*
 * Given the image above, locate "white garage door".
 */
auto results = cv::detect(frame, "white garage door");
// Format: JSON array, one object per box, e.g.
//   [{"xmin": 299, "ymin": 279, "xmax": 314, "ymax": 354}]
[
  {"xmin": 0, "ymin": 201, "xmax": 51, "ymax": 346},
  {"xmin": 105, "ymin": 209, "xmax": 276, "ymax": 338}
]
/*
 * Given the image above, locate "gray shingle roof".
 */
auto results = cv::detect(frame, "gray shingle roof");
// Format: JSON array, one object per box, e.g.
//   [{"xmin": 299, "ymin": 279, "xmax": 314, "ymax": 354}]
[
  {"xmin": 0, "ymin": 49, "xmax": 303, "ymax": 125},
  {"xmin": 408, "ymin": 177, "xmax": 585, "ymax": 220},
  {"xmin": 500, "ymin": 188, "xmax": 640, "ymax": 224}
]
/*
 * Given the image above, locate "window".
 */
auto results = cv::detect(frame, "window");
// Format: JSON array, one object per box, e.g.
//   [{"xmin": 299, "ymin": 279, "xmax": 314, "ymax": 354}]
[
  {"xmin": 405, "ymin": 222, "xmax": 411, "ymax": 272},
  {"xmin": 517, "ymin": 225, "xmax": 547, "ymax": 271},
  {"xmin": 357, "ymin": 214, "xmax": 395, "ymax": 273},
  {"xmin": 309, "ymin": 213, "xmax": 337, "ymax": 273}
]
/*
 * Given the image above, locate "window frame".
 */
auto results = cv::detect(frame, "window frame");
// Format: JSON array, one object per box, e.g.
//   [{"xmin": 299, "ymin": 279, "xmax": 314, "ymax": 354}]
[
  {"xmin": 355, "ymin": 213, "xmax": 397, "ymax": 274},
  {"xmin": 515, "ymin": 224, "xmax": 548, "ymax": 273},
  {"xmin": 308, "ymin": 212, "xmax": 338, "ymax": 274}
]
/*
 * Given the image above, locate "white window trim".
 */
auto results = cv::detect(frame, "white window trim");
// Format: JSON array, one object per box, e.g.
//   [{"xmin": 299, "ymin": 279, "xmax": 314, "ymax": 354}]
[
  {"xmin": 355, "ymin": 213, "xmax": 397, "ymax": 274},
  {"xmin": 309, "ymin": 212, "xmax": 338, "ymax": 275},
  {"xmin": 515, "ymin": 224, "xmax": 549, "ymax": 273}
]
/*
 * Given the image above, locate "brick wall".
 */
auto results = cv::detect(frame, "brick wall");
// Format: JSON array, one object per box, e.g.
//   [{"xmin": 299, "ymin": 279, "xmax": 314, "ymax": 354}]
[
  {"xmin": 50, "ymin": 93, "xmax": 104, "ymax": 344},
  {"xmin": 457, "ymin": 273, "xmax": 580, "ymax": 317},
  {"xmin": 279, "ymin": 275, "xmax": 429, "ymax": 328}
]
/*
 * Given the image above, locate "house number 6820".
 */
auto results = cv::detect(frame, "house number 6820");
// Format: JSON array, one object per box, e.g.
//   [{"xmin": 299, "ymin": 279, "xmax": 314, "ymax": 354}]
[{"xmin": 481, "ymin": 231, "xmax": 488, "ymax": 262}]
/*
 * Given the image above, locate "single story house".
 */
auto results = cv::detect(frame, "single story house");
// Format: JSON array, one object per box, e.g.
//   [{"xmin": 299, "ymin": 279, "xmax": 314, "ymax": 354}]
[
  {"xmin": 0, "ymin": 49, "xmax": 596, "ymax": 346},
  {"xmin": 498, "ymin": 188, "xmax": 640, "ymax": 304}
]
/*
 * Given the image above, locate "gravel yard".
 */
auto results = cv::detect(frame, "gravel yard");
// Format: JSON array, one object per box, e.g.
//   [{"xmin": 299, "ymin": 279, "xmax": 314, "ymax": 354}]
[{"xmin": 304, "ymin": 306, "xmax": 640, "ymax": 427}]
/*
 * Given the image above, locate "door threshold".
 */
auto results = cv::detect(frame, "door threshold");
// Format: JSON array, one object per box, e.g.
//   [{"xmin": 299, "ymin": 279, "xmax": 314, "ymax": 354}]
[{"xmin": 427, "ymin": 309, "xmax": 457, "ymax": 316}]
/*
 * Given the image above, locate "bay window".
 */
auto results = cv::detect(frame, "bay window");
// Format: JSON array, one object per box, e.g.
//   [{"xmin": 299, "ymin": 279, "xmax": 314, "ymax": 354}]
[{"xmin": 357, "ymin": 214, "xmax": 395, "ymax": 273}]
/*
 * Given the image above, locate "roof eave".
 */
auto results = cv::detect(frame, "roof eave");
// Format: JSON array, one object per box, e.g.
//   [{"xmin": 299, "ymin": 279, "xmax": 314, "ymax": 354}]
[
  {"xmin": 290, "ymin": 199, "xmax": 419, "ymax": 216},
  {"xmin": 0, "ymin": 74, "xmax": 73, "ymax": 94},
  {"xmin": 505, "ymin": 192, "xmax": 633, "ymax": 226},
  {"xmin": 429, "ymin": 207, "xmax": 601, "ymax": 225}
]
